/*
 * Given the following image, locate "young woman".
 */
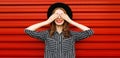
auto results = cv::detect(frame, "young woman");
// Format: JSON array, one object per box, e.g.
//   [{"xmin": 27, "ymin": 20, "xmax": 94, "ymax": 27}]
[{"xmin": 24, "ymin": 2, "xmax": 94, "ymax": 58}]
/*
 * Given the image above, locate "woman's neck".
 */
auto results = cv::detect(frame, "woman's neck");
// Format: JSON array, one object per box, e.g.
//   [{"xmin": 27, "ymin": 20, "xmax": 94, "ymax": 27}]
[{"xmin": 56, "ymin": 25, "xmax": 63, "ymax": 34}]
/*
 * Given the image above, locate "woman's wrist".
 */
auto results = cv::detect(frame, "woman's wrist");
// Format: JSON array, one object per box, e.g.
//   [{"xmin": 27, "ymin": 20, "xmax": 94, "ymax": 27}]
[
  {"xmin": 67, "ymin": 19, "xmax": 90, "ymax": 31},
  {"xmin": 45, "ymin": 19, "xmax": 52, "ymax": 24}
]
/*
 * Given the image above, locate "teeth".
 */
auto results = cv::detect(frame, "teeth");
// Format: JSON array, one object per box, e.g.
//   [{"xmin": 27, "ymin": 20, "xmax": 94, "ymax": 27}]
[{"xmin": 57, "ymin": 20, "xmax": 62, "ymax": 23}]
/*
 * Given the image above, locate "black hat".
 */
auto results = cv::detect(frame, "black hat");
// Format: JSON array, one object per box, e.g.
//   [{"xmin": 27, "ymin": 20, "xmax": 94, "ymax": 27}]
[{"xmin": 47, "ymin": 2, "xmax": 73, "ymax": 19}]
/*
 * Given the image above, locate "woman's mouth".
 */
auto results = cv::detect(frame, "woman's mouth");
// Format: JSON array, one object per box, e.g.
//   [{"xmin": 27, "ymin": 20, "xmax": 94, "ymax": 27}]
[
  {"xmin": 57, "ymin": 20, "xmax": 62, "ymax": 23},
  {"xmin": 56, "ymin": 19, "xmax": 63, "ymax": 23}
]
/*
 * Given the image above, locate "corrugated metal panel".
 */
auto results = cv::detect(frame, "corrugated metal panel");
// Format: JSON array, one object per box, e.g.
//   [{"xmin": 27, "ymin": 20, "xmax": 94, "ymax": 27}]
[{"xmin": 0, "ymin": 0, "xmax": 120, "ymax": 58}]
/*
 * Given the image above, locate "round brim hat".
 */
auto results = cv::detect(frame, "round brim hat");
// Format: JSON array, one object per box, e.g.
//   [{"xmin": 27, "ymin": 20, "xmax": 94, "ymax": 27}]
[{"xmin": 47, "ymin": 2, "xmax": 73, "ymax": 19}]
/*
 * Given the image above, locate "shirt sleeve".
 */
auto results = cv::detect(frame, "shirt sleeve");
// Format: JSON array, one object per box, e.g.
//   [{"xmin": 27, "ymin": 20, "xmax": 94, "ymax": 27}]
[
  {"xmin": 70, "ymin": 29, "xmax": 94, "ymax": 41},
  {"xmin": 24, "ymin": 29, "xmax": 49, "ymax": 41}
]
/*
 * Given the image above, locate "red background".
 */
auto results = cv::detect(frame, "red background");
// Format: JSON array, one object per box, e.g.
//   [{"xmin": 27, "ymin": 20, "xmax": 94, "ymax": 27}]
[{"xmin": 0, "ymin": 0, "xmax": 120, "ymax": 58}]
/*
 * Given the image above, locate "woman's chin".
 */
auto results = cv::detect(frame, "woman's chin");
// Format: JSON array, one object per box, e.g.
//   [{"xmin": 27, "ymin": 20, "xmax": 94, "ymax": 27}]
[
  {"xmin": 56, "ymin": 24, "xmax": 63, "ymax": 26},
  {"xmin": 55, "ymin": 21, "xmax": 64, "ymax": 26},
  {"xmin": 56, "ymin": 23, "xmax": 64, "ymax": 26}
]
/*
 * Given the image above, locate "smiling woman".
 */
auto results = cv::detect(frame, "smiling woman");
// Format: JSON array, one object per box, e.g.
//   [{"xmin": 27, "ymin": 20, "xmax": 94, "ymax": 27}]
[
  {"xmin": 50, "ymin": 7, "xmax": 70, "ymax": 37},
  {"xmin": 53, "ymin": 8, "xmax": 65, "ymax": 25},
  {"xmin": 24, "ymin": 2, "xmax": 94, "ymax": 58}
]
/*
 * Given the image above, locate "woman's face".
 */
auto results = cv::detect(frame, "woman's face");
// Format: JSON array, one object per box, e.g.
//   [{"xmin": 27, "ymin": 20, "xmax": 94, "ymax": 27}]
[{"xmin": 54, "ymin": 9, "xmax": 65, "ymax": 25}]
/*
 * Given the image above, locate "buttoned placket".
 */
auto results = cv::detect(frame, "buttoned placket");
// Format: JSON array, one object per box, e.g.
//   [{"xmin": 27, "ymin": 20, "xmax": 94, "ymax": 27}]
[{"xmin": 55, "ymin": 31, "xmax": 63, "ymax": 58}]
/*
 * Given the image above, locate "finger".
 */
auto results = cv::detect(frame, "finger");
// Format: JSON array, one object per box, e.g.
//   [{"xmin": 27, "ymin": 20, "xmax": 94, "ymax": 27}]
[
  {"xmin": 59, "ymin": 14, "xmax": 63, "ymax": 19},
  {"xmin": 54, "ymin": 13, "xmax": 59, "ymax": 17},
  {"xmin": 59, "ymin": 13, "xmax": 64, "ymax": 18},
  {"xmin": 51, "ymin": 13, "xmax": 59, "ymax": 20},
  {"xmin": 61, "ymin": 13, "xmax": 67, "ymax": 18}
]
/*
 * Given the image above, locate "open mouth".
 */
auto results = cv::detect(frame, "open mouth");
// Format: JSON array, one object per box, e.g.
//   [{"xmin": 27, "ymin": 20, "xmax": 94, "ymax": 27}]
[
  {"xmin": 57, "ymin": 20, "xmax": 62, "ymax": 23},
  {"xmin": 56, "ymin": 19, "xmax": 63, "ymax": 23}
]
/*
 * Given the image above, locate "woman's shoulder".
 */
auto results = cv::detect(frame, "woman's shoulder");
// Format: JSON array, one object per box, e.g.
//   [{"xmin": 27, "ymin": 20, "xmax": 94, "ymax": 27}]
[{"xmin": 69, "ymin": 30, "xmax": 77, "ymax": 36}]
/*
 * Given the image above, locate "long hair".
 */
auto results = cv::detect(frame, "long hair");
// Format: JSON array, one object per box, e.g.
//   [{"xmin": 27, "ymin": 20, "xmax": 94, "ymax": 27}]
[
  {"xmin": 49, "ymin": 20, "xmax": 70, "ymax": 39},
  {"xmin": 49, "ymin": 8, "xmax": 71, "ymax": 39}
]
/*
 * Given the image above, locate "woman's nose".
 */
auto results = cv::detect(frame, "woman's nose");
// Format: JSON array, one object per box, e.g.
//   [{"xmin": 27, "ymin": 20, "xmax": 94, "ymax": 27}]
[{"xmin": 58, "ymin": 15, "xmax": 61, "ymax": 18}]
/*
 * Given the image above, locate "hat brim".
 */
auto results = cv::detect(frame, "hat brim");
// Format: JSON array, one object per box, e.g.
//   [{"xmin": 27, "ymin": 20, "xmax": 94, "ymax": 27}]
[{"xmin": 47, "ymin": 2, "xmax": 73, "ymax": 19}]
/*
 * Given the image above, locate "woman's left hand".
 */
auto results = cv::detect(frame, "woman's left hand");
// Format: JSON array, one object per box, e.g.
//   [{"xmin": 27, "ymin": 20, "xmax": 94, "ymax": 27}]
[
  {"xmin": 60, "ymin": 13, "xmax": 90, "ymax": 31},
  {"xmin": 60, "ymin": 13, "xmax": 72, "ymax": 22}
]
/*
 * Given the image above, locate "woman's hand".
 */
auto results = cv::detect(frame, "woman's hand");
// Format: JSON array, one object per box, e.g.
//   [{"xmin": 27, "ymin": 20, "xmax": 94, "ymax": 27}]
[
  {"xmin": 60, "ymin": 13, "xmax": 90, "ymax": 31},
  {"xmin": 46, "ymin": 13, "xmax": 59, "ymax": 24},
  {"xmin": 60, "ymin": 13, "xmax": 72, "ymax": 22}
]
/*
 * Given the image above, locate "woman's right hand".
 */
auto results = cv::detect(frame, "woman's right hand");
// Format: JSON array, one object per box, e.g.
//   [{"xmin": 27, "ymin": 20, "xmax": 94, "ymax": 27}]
[{"xmin": 46, "ymin": 13, "xmax": 59, "ymax": 23}]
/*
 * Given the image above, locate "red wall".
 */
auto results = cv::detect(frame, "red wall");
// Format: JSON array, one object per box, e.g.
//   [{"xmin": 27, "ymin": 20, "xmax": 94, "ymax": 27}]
[{"xmin": 0, "ymin": 0, "xmax": 120, "ymax": 58}]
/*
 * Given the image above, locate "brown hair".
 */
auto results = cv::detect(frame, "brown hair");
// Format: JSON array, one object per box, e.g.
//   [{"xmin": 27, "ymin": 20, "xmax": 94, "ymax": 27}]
[{"xmin": 49, "ymin": 7, "xmax": 71, "ymax": 39}]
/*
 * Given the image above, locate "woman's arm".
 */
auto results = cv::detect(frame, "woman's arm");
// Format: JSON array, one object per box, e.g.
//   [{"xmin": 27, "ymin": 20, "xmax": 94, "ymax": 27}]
[
  {"xmin": 60, "ymin": 13, "xmax": 94, "ymax": 41},
  {"xmin": 24, "ymin": 13, "xmax": 59, "ymax": 41},
  {"xmin": 60, "ymin": 13, "xmax": 90, "ymax": 31},
  {"xmin": 25, "ymin": 20, "xmax": 49, "ymax": 31},
  {"xmin": 26, "ymin": 13, "xmax": 59, "ymax": 31},
  {"xmin": 66, "ymin": 19, "xmax": 90, "ymax": 31}
]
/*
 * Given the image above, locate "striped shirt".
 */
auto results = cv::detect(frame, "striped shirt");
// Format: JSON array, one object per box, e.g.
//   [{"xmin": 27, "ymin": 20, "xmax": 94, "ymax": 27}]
[{"xmin": 24, "ymin": 29, "xmax": 94, "ymax": 58}]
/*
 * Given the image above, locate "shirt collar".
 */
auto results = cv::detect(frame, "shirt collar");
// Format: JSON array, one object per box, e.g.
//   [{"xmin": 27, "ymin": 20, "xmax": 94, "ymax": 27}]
[{"xmin": 54, "ymin": 31, "xmax": 63, "ymax": 35}]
